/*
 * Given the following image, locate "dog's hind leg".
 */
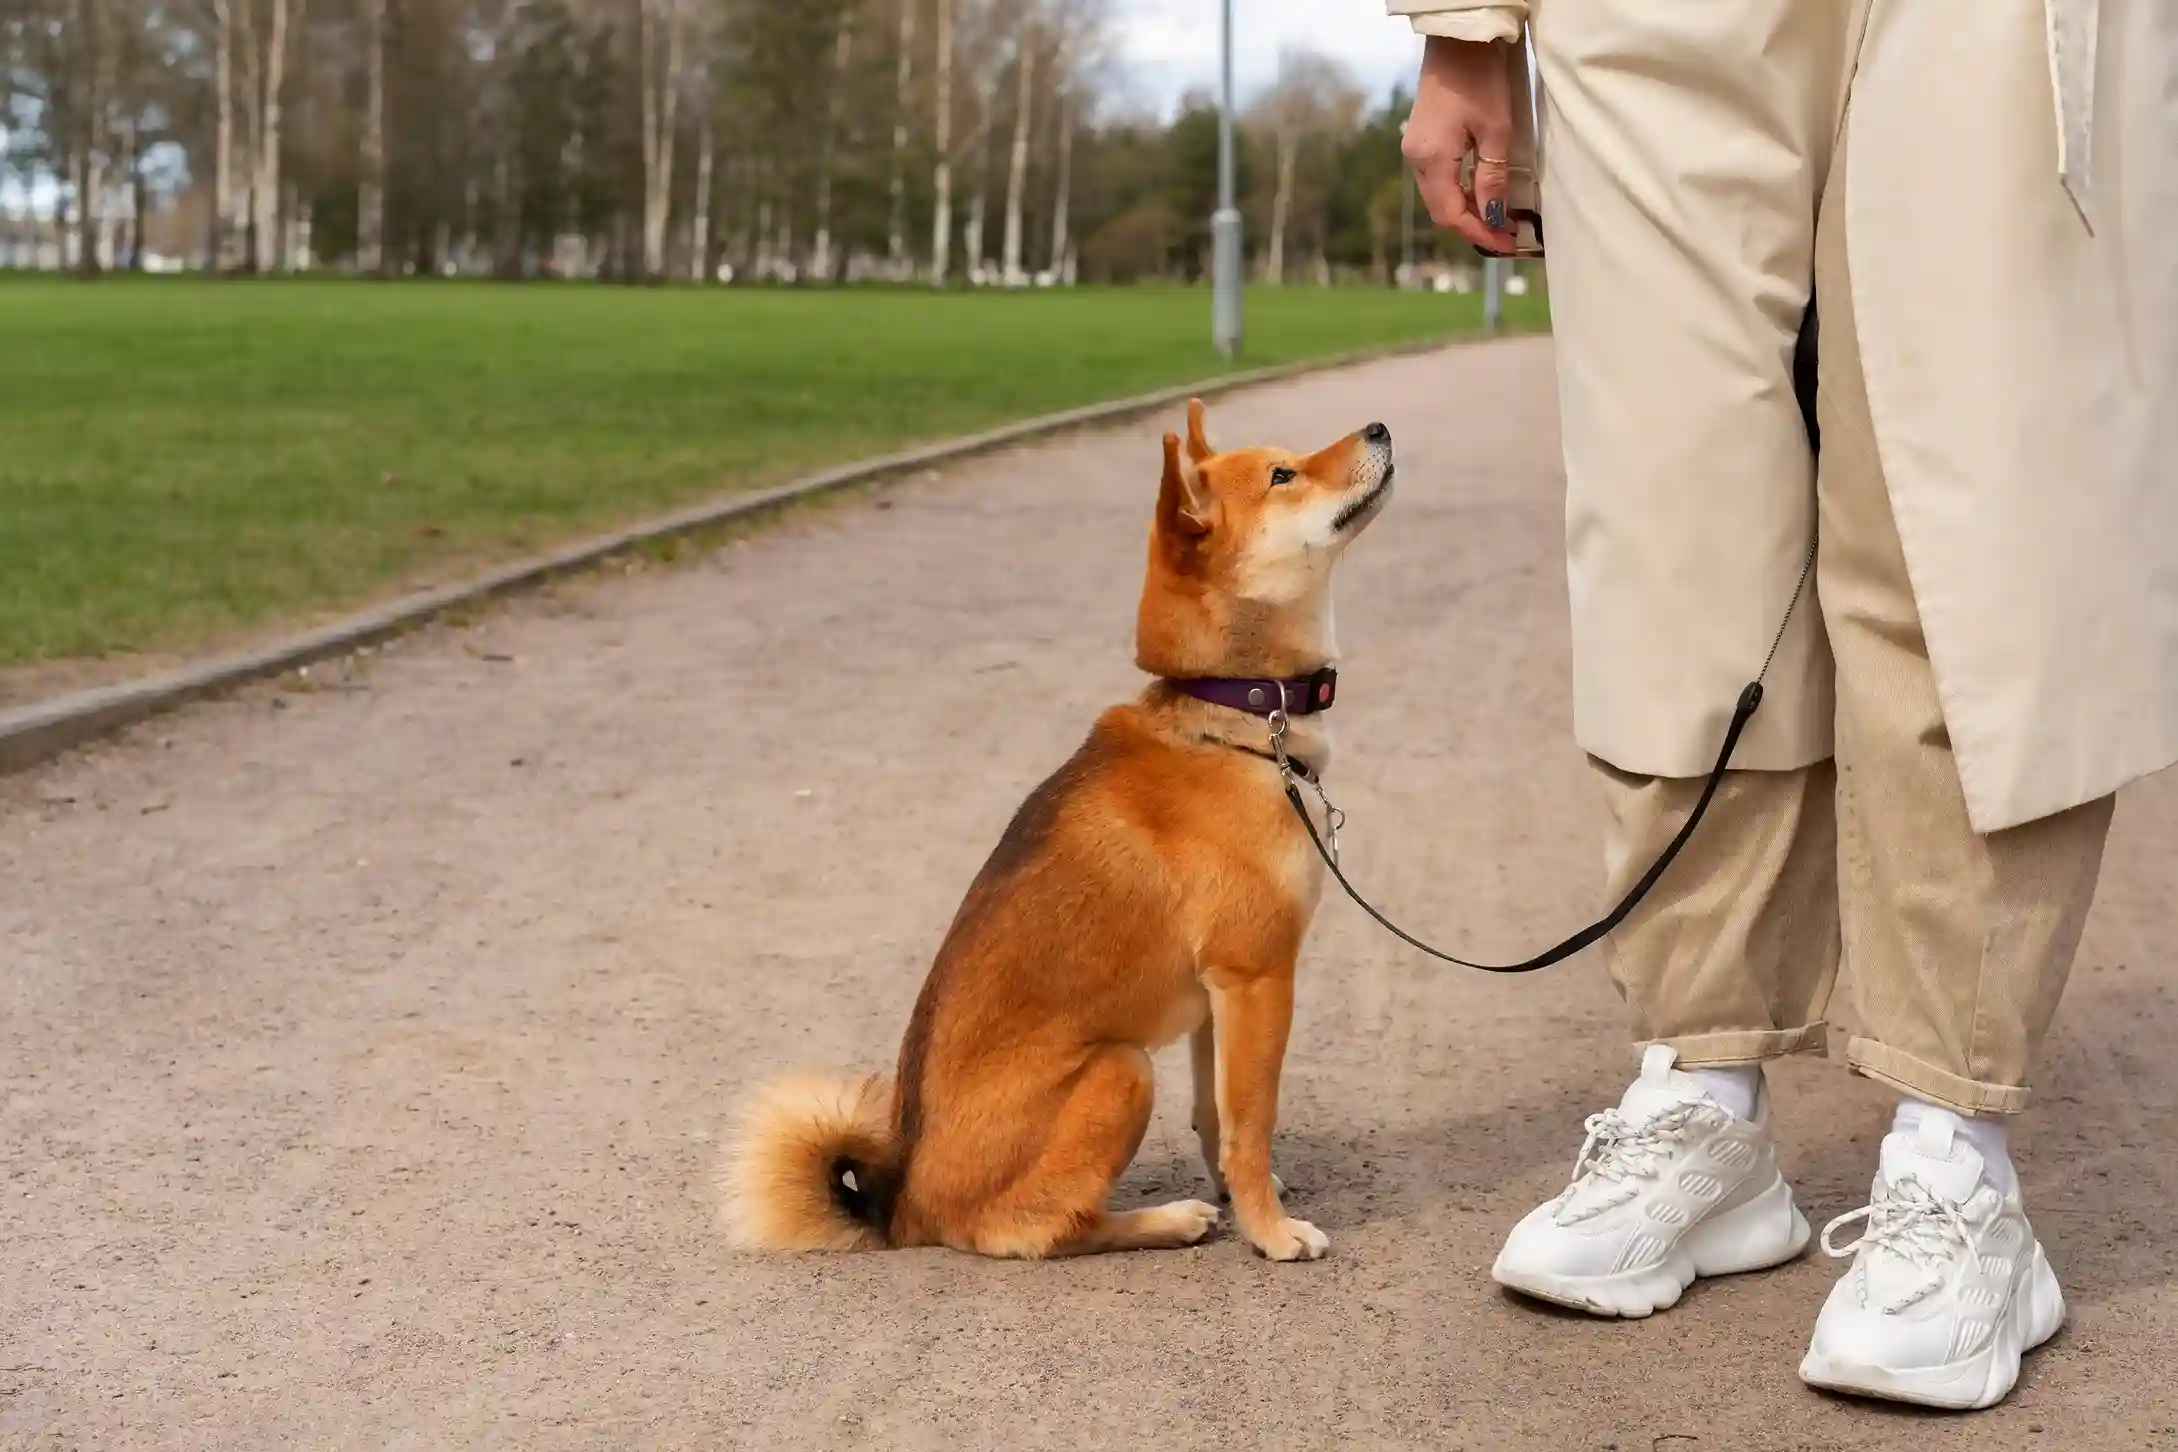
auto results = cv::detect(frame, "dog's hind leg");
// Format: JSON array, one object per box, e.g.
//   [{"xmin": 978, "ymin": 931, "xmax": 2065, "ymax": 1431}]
[
  {"xmin": 1048, "ymin": 1201, "xmax": 1221, "ymax": 1255},
  {"xmin": 964, "ymin": 1045, "xmax": 1208, "ymax": 1258}
]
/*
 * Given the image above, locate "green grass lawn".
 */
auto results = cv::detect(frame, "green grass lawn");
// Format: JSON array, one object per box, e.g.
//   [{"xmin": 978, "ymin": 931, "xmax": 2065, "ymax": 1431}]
[{"xmin": 0, "ymin": 278, "xmax": 1548, "ymax": 672}]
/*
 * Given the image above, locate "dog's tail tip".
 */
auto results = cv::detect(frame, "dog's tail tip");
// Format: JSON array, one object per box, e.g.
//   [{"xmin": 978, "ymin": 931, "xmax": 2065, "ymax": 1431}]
[{"xmin": 718, "ymin": 1071, "xmax": 897, "ymax": 1252}]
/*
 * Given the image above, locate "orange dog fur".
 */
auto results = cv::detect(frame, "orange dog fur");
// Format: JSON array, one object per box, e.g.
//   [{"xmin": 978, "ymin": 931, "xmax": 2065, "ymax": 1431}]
[{"xmin": 722, "ymin": 399, "xmax": 1394, "ymax": 1261}]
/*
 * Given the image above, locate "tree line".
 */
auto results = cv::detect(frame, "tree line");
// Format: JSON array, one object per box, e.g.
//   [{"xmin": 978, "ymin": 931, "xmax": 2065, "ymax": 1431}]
[{"xmin": 3, "ymin": 0, "xmax": 1478, "ymax": 285}]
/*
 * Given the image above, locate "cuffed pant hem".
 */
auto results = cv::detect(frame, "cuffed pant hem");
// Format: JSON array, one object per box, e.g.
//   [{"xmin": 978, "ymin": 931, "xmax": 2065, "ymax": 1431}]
[
  {"xmin": 1648, "ymin": 1024, "xmax": 1829, "ymax": 1067},
  {"xmin": 1846, "ymin": 1037, "xmax": 2030, "ymax": 1115}
]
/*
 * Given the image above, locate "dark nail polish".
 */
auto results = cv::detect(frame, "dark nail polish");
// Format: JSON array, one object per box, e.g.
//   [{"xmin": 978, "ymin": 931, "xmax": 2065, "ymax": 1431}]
[{"xmin": 1484, "ymin": 199, "xmax": 1507, "ymax": 229}]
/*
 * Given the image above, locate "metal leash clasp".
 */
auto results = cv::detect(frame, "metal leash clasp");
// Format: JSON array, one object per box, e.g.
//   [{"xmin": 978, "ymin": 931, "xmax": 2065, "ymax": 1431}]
[
  {"xmin": 1267, "ymin": 702, "xmax": 1292, "ymax": 770},
  {"xmin": 1267, "ymin": 702, "xmax": 1345, "ymax": 867}
]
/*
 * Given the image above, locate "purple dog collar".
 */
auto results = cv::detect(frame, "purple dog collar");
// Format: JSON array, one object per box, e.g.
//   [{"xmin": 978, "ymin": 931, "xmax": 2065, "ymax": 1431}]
[{"xmin": 1166, "ymin": 667, "xmax": 1338, "ymax": 718}]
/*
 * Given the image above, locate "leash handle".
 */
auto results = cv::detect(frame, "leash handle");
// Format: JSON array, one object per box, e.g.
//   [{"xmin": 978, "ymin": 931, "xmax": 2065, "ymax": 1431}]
[{"xmin": 1287, "ymin": 680, "xmax": 1765, "ymax": 975}]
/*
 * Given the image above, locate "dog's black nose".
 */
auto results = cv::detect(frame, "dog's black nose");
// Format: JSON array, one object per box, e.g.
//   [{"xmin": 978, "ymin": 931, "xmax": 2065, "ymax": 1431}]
[{"xmin": 1364, "ymin": 421, "xmax": 1392, "ymax": 445}]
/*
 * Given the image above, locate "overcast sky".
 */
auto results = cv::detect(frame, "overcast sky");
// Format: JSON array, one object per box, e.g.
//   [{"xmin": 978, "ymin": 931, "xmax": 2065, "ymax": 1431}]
[{"xmin": 1110, "ymin": 0, "xmax": 1424, "ymax": 117}]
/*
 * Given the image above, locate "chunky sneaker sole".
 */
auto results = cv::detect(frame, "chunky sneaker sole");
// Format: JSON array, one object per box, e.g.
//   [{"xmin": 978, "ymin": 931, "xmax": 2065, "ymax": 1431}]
[
  {"xmin": 1799, "ymin": 1244, "xmax": 2065, "ymax": 1410},
  {"xmin": 1492, "ymin": 1170, "xmax": 1812, "ymax": 1319}
]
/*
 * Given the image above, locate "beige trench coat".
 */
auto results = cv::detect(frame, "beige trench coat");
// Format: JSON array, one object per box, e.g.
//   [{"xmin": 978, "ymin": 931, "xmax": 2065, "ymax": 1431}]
[{"xmin": 1389, "ymin": 0, "xmax": 2178, "ymax": 832}]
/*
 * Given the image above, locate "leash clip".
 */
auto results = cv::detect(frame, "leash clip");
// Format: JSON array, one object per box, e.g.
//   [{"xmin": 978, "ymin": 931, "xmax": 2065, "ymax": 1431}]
[
  {"xmin": 1267, "ymin": 704, "xmax": 1344, "ymax": 867},
  {"xmin": 1267, "ymin": 702, "xmax": 1292, "ymax": 768}
]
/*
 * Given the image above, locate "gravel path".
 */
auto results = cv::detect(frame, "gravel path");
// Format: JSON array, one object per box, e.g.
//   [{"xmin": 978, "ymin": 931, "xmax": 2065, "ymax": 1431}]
[{"xmin": 4, "ymin": 338, "xmax": 2174, "ymax": 1450}]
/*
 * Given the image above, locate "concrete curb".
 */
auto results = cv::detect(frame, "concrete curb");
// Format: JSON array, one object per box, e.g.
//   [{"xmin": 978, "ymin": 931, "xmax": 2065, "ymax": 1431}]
[{"xmin": 0, "ymin": 331, "xmax": 1484, "ymax": 775}]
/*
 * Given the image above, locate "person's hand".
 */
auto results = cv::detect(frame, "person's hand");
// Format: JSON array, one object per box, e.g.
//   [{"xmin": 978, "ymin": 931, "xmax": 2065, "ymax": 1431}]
[{"xmin": 1403, "ymin": 36, "xmax": 1518, "ymax": 255}]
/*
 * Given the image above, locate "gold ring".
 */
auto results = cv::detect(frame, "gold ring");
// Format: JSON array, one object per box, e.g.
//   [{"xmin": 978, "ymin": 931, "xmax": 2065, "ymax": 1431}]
[{"xmin": 1473, "ymin": 154, "xmax": 1512, "ymax": 166}]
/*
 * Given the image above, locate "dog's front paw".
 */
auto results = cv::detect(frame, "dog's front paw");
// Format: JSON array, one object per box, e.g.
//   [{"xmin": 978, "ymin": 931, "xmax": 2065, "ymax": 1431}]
[{"xmin": 1249, "ymin": 1217, "xmax": 1330, "ymax": 1262}]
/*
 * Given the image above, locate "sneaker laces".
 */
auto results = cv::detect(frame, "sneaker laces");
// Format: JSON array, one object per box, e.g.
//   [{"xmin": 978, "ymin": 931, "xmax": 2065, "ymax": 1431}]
[
  {"xmin": 1819, "ymin": 1175, "xmax": 1972, "ymax": 1313},
  {"xmin": 1567, "ymin": 1102, "xmax": 1706, "ymax": 1191}
]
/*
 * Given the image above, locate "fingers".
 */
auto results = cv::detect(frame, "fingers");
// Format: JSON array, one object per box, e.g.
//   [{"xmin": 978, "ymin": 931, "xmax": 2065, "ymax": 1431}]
[
  {"xmin": 1403, "ymin": 120, "xmax": 1480, "ymax": 238},
  {"xmin": 1415, "ymin": 148, "xmax": 1510, "ymax": 255},
  {"xmin": 1463, "ymin": 111, "xmax": 1515, "ymax": 241},
  {"xmin": 1470, "ymin": 162, "xmax": 1513, "ymax": 240},
  {"xmin": 1451, "ymin": 175, "xmax": 1515, "ymax": 255},
  {"xmin": 1406, "ymin": 36, "xmax": 1520, "ymax": 255}
]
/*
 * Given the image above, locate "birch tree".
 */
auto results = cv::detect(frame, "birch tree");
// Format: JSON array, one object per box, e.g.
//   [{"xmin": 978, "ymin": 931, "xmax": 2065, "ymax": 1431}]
[
  {"xmin": 808, "ymin": 9, "xmax": 852, "ymax": 281},
  {"xmin": 962, "ymin": 63, "xmax": 991, "ymax": 278},
  {"xmin": 997, "ymin": 0, "xmax": 1033, "ymax": 285},
  {"xmin": 884, "ymin": 0, "xmax": 914, "ymax": 273},
  {"xmin": 926, "ymin": 0, "xmax": 953, "ymax": 284},
  {"xmin": 1252, "ymin": 51, "xmax": 1362, "ymax": 286},
  {"xmin": 206, "ymin": 0, "xmax": 233, "ymax": 267},
  {"xmin": 232, "ymin": 0, "xmax": 258, "ymax": 266},
  {"xmin": 953, "ymin": 0, "xmax": 1011, "ymax": 282},
  {"xmin": 72, "ymin": 0, "xmax": 105, "ymax": 275},
  {"xmin": 1266, "ymin": 113, "xmax": 1295, "ymax": 285},
  {"xmin": 689, "ymin": 90, "xmax": 714, "ymax": 281},
  {"xmin": 357, "ymin": 0, "xmax": 384, "ymax": 274},
  {"xmin": 1047, "ymin": 71, "xmax": 1070, "ymax": 277},
  {"xmin": 637, "ymin": 0, "xmax": 684, "ymax": 280},
  {"xmin": 252, "ymin": 0, "xmax": 297, "ymax": 270},
  {"xmin": 228, "ymin": 0, "xmax": 303, "ymax": 272},
  {"xmin": 684, "ymin": 0, "xmax": 721, "ymax": 283},
  {"xmin": 1042, "ymin": 0, "xmax": 1104, "ymax": 280}
]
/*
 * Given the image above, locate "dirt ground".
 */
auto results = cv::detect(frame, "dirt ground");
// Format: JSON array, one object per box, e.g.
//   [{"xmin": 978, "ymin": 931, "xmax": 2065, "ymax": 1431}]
[{"xmin": 4, "ymin": 339, "xmax": 2175, "ymax": 1451}]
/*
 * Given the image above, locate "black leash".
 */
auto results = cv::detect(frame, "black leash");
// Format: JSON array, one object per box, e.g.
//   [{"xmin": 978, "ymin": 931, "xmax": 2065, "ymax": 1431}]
[{"xmin": 1279, "ymin": 534, "xmax": 1818, "ymax": 975}]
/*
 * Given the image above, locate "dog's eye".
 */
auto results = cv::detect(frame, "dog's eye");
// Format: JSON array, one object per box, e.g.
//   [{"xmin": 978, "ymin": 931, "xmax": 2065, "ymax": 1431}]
[{"xmin": 1269, "ymin": 467, "xmax": 1297, "ymax": 487}]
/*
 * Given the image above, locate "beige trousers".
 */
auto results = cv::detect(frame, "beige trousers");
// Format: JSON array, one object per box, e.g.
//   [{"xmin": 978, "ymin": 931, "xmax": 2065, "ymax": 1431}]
[{"xmin": 1590, "ymin": 115, "xmax": 2114, "ymax": 1117}]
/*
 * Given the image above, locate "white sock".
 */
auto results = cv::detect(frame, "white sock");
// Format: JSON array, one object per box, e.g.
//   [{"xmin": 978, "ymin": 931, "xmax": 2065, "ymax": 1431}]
[
  {"xmin": 1682, "ymin": 1064, "xmax": 1763, "ymax": 1121},
  {"xmin": 1894, "ymin": 1097, "xmax": 2019, "ymax": 1196}
]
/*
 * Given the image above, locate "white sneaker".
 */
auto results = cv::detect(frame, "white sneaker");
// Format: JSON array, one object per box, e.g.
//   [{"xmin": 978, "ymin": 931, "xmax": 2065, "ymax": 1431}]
[
  {"xmin": 1491, "ymin": 1045, "xmax": 1811, "ymax": 1318},
  {"xmin": 1799, "ymin": 1114, "xmax": 2065, "ymax": 1410}
]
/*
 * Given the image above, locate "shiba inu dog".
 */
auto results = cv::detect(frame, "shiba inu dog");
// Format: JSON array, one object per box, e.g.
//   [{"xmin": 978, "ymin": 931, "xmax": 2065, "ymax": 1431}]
[{"xmin": 724, "ymin": 399, "xmax": 1394, "ymax": 1262}]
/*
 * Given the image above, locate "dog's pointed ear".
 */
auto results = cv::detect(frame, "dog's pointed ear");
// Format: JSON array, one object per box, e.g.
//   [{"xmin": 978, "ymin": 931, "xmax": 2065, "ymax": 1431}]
[
  {"xmin": 1160, "ymin": 431, "xmax": 1214, "ymax": 536},
  {"xmin": 1185, "ymin": 398, "xmax": 1214, "ymax": 464}
]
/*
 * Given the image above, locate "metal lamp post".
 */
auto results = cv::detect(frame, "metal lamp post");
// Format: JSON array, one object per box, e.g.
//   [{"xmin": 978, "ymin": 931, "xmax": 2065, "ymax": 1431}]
[{"xmin": 1211, "ymin": 0, "xmax": 1243, "ymax": 358}]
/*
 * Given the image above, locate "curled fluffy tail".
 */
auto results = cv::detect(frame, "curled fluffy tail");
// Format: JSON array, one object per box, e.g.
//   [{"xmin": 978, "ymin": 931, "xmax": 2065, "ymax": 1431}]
[{"xmin": 720, "ymin": 1072, "xmax": 900, "ymax": 1251}]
